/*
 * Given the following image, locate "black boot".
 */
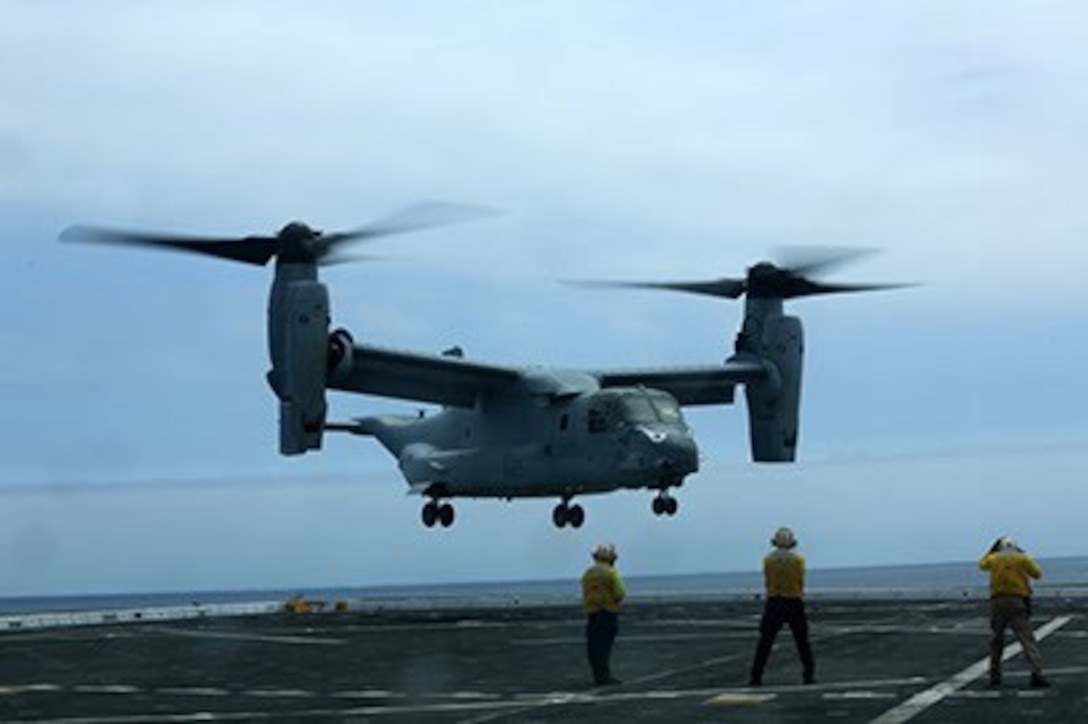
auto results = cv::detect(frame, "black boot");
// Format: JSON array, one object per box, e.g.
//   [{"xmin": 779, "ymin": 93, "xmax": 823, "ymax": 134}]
[{"xmin": 1030, "ymin": 673, "xmax": 1050, "ymax": 689}]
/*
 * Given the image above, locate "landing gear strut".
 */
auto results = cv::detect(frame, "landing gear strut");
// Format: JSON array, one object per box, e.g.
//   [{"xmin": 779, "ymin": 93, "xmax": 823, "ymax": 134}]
[
  {"xmin": 553, "ymin": 498, "xmax": 585, "ymax": 529},
  {"xmin": 651, "ymin": 491, "xmax": 678, "ymax": 517},
  {"xmin": 422, "ymin": 498, "xmax": 455, "ymax": 528}
]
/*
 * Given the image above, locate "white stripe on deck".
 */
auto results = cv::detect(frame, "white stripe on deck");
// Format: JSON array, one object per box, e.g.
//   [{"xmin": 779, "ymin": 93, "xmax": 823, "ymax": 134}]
[
  {"xmin": 869, "ymin": 615, "xmax": 1073, "ymax": 724},
  {"xmin": 158, "ymin": 626, "xmax": 345, "ymax": 646}
]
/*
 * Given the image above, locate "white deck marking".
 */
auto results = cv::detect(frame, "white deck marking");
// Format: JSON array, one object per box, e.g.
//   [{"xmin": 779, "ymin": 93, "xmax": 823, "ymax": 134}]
[
  {"xmin": 9, "ymin": 714, "xmax": 280, "ymax": 722},
  {"xmin": 824, "ymin": 691, "xmax": 897, "ymax": 700},
  {"xmin": 155, "ymin": 687, "xmax": 229, "ymax": 697},
  {"xmin": 331, "ymin": 688, "xmax": 407, "ymax": 699},
  {"xmin": 242, "ymin": 688, "xmax": 314, "ymax": 698},
  {"xmin": 72, "ymin": 685, "xmax": 142, "ymax": 694},
  {"xmin": 946, "ymin": 690, "xmax": 1001, "ymax": 699},
  {"xmin": 158, "ymin": 627, "xmax": 344, "ymax": 646},
  {"xmin": 515, "ymin": 631, "xmax": 755, "ymax": 645},
  {"xmin": 0, "ymin": 683, "xmax": 61, "ymax": 695},
  {"xmin": 869, "ymin": 615, "xmax": 1073, "ymax": 724}
]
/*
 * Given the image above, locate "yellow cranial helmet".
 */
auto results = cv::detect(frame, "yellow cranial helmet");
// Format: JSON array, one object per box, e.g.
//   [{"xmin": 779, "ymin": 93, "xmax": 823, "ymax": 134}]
[
  {"xmin": 592, "ymin": 543, "xmax": 618, "ymax": 563},
  {"xmin": 772, "ymin": 527, "xmax": 797, "ymax": 549}
]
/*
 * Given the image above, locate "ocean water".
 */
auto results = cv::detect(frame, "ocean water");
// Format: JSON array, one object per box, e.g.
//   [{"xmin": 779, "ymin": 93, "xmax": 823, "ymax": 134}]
[{"xmin": 1, "ymin": 556, "xmax": 1085, "ymax": 615}]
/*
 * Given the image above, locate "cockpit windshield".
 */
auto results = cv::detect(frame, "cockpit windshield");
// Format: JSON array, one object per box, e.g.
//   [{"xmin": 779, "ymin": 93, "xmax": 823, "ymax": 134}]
[
  {"xmin": 619, "ymin": 394, "xmax": 659, "ymax": 424},
  {"xmin": 646, "ymin": 391, "xmax": 683, "ymax": 425},
  {"xmin": 588, "ymin": 389, "xmax": 685, "ymax": 433}
]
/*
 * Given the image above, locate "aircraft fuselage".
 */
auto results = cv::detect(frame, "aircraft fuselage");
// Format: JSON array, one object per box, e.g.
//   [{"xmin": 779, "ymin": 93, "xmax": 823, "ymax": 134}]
[{"xmin": 359, "ymin": 386, "xmax": 698, "ymax": 499}]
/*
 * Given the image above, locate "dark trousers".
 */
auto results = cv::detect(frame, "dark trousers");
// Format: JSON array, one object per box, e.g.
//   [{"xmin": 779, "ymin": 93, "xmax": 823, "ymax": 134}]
[
  {"xmin": 990, "ymin": 595, "xmax": 1044, "ymax": 677},
  {"xmin": 750, "ymin": 597, "xmax": 815, "ymax": 684},
  {"xmin": 586, "ymin": 610, "xmax": 618, "ymax": 684}
]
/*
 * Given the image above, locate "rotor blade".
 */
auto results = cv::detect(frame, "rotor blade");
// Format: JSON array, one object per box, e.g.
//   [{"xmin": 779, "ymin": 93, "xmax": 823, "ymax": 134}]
[
  {"xmin": 787, "ymin": 280, "xmax": 915, "ymax": 299},
  {"xmin": 319, "ymin": 251, "xmax": 386, "ymax": 267},
  {"xmin": 321, "ymin": 202, "xmax": 503, "ymax": 248},
  {"xmin": 566, "ymin": 278, "xmax": 747, "ymax": 300},
  {"xmin": 60, "ymin": 225, "xmax": 278, "ymax": 266},
  {"xmin": 775, "ymin": 246, "xmax": 878, "ymax": 277}
]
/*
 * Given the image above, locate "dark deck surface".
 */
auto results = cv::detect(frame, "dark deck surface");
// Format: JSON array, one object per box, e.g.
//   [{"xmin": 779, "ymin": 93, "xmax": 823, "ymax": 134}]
[{"xmin": 0, "ymin": 596, "xmax": 1084, "ymax": 722}]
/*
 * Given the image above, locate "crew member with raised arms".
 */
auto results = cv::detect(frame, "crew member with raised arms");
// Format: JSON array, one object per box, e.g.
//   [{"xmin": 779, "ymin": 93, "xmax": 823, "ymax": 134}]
[{"xmin": 979, "ymin": 536, "xmax": 1050, "ymax": 688}]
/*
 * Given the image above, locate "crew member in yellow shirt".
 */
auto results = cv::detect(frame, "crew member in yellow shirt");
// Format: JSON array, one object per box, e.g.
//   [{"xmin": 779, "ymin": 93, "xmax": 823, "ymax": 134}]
[
  {"xmin": 980, "ymin": 536, "xmax": 1049, "ymax": 688},
  {"xmin": 749, "ymin": 526, "xmax": 815, "ymax": 686},
  {"xmin": 582, "ymin": 543, "xmax": 626, "ymax": 685}
]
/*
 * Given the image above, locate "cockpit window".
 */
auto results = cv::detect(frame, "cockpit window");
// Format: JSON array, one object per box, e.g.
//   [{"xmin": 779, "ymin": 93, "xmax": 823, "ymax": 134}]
[
  {"xmin": 588, "ymin": 394, "xmax": 621, "ymax": 433},
  {"xmin": 619, "ymin": 395, "xmax": 658, "ymax": 424},
  {"xmin": 648, "ymin": 392, "xmax": 683, "ymax": 425},
  {"xmin": 589, "ymin": 389, "xmax": 684, "ymax": 432}
]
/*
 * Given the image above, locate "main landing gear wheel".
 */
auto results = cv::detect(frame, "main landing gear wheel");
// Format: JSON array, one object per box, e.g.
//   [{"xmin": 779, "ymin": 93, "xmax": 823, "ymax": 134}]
[
  {"xmin": 651, "ymin": 494, "xmax": 678, "ymax": 517},
  {"xmin": 422, "ymin": 500, "xmax": 455, "ymax": 528},
  {"xmin": 552, "ymin": 501, "xmax": 585, "ymax": 529}
]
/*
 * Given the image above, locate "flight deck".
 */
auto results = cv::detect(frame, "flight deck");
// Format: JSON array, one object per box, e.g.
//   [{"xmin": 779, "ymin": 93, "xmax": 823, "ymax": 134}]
[{"xmin": 0, "ymin": 593, "xmax": 1084, "ymax": 722}]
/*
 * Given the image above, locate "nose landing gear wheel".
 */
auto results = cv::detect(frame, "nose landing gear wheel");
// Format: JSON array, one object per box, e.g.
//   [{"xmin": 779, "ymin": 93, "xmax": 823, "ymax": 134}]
[
  {"xmin": 652, "ymin": 493, "xmax": 679, "ymax": 517},
  {"xmin": 552, "ymin": 501, "xmax": 586, "ymax": 528},
  {"xmin": 422, "ymin": 500, "xmax": 455, "ymax": 528}
]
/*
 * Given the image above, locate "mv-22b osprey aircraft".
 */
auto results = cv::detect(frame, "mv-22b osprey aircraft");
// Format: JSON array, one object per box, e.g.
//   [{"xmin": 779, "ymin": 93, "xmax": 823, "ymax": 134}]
[{"xmin": 63, "ymin": 204, "xmax": 903, "ymax": 529}]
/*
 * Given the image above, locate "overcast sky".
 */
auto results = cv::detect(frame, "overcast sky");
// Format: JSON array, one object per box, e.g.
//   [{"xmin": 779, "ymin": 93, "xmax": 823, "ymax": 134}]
[{"xmin": 2, "ymin": 1, "xmax": 1087, "ymax": 597}]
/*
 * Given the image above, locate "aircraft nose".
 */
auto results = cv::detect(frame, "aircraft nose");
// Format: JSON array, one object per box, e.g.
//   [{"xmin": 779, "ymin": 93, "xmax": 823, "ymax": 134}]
[
  {"xmin": 662, "ymin": 433, "xmax": 699, "ymax": 474},
  {"xmin": 642, "ymin": 428, "xmax": 698, "ymax": 475}
]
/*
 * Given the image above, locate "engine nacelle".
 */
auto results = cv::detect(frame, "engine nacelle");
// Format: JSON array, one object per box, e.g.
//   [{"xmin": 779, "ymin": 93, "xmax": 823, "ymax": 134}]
[
  {"xmin": 270, "ymin": 280, "xmax": 330, "ymax": 455},
  {"xmin": 745, "ymin": 314, "xmax": 803, "ymax": 462}
]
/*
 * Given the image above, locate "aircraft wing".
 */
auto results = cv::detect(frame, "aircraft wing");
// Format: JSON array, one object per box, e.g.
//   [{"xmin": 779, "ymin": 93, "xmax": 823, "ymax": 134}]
[
  {"xmin": 327, "ymin": 343, "xmax": 524, "ymax": 407},
  {"xmin": 592, "ymin": 357, "xmax": 768, "ymax": 406}
]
